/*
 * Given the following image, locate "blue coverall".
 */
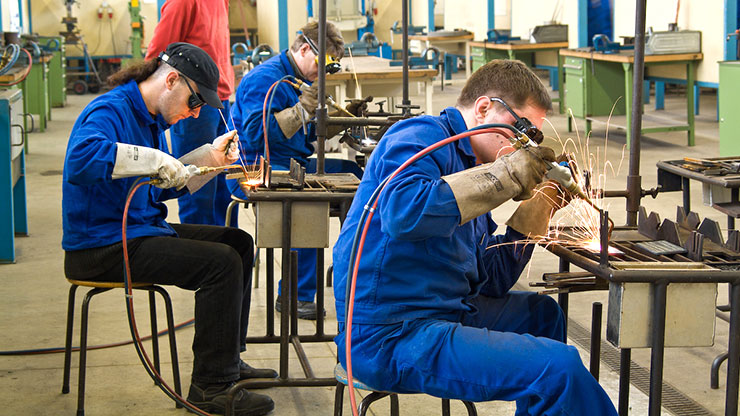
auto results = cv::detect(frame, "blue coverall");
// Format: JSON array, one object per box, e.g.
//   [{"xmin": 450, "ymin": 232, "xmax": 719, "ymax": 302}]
[
  {"xmin": 333, "ymin": 107, "xmax": 618, "ymax": 415},
  {"xmin": 171, "ymin": 101, "xmax": 237, "ymax": 227},
  {"xmin": 229, "ymin": 50, "xmax": 363, "ymax": 302},
  {"xmin": 63, "ymin": 80, "xmax": 255, "ymax": 383}
]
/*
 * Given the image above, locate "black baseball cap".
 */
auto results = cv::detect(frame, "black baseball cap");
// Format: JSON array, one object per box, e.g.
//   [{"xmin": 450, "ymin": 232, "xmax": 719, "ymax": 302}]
[{"xmin": 158, "ymin": 42, "xmax": 223, "ymax": 109}]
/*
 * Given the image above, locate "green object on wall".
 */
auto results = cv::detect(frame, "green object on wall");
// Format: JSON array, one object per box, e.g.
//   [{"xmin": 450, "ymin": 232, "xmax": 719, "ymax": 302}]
[
  {"xmin": 719, "ymin": 61, "xmax": 740, "ymax": 156},
  {"xmin": 562, "ymin": 56, "xmax": 626, "ymax": 119},
  {"xmin": 20, "ymin": 55, "xmax": 50, "ymax": 142},
  {"xmin": 37, "ymin": 36, "xmax": 66, "ymax": 108}
]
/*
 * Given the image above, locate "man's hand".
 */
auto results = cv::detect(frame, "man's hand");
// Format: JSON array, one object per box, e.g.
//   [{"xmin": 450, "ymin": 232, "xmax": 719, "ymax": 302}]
[
  {"xmin": 345, "ymin": 96, "xmax": 373, "ymax": 117},
  {"xmin": 153, "ymin": 157, "xmax": 193, "ymax": 190},
  {"xmin": 298, "ymin": 82, "xmax": 319, "ymax": 115},
  {"xmin": 506, "ymin": 145, "xmax": 556, "ymax": 201},
  {"xmin": 211, "ymin": 130, "xmax": 240, "ymax": 165}
]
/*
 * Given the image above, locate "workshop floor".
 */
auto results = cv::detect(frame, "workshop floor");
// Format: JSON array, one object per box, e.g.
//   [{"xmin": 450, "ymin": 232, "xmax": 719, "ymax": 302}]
[{"xmin": 0, "ymin": 74, "xmax": 735, "ymax": 416}]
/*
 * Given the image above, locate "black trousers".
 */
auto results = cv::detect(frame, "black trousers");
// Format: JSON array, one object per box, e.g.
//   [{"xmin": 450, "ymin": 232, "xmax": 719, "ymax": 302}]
[{"xmin": 64, "ymin": 224, "xmax": 254, "ymax": 384}]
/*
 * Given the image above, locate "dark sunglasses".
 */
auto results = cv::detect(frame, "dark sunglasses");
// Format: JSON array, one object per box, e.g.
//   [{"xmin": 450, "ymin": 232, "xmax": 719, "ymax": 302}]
[{"xmin": 180, "ymin": 75, "xmax": 206, "ymax": 110}]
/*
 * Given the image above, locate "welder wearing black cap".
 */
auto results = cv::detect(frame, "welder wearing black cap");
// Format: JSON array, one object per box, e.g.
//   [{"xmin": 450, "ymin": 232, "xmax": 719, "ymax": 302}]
[{"xmin": 62, "ymin": 42, "xmax": 275, "ymax": 416}]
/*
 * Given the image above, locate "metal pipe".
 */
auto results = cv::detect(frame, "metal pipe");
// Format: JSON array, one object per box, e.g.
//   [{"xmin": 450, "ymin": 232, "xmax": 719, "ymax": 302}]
[
  {"xmin": 401, "ymin": 0, "xmax": 410, "ymax": 114},
  {"xmin": 590, "ymin": 302, "xmax": 602, "ymax": 380},
  {"xmin": 316, "ymin": 248, "xmax": 325, "ymax": 336},
  {"xmin": 626, "ymin": 0, "xmax": 648, "ymax": 226},
  {"xmin": 726, "ymin": 283, "xmax": 740, "ymax": 416},
  {"xmin": 316, "ymin": 0, "xmax": 327, "ymax": 174},
  {"xmin": 266, "ymin": 248, "xmax": 275, "ymax": 337},
  {"xmin": 326, "ymin": 117, "xmax": 397, "ymax": 127},
  {"xmin": 648, "ymin": 281, "xmax": 668, "ymax": 416},
  {"xmin": 290, "ymin": 335, "xmax": 316, "ymax": 379},
  {"xmin": 619, "ymin": 349, "xmax": 632, "ymax": 416},
  {"xmin": 279, "ymin": 201, "xmax": 292, "ymax": 380}
]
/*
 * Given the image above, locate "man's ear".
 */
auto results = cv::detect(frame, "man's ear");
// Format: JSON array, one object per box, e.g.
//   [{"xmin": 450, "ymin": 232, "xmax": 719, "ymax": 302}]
[
  {"xmin": 164, "ymin": 71, "xmax": 179, "ymax": 90},
  {"xmin": 473, "ymin": 96, "xmax": 492, "ymax": 123}
]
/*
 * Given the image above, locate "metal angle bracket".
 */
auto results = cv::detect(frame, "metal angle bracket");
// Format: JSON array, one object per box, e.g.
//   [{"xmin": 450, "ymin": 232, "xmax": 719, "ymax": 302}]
[
  {"xmin": 726, "ymin": 229, "xmax": 740, "ymax": 253},
  {"xmin": 697, "ymin": 217, "xmax": 724, "ymax": 246},
  {"xmin": 638, "ymin": 206, "xmax": 661, "ymax": 239},
  {"xmin": 676, "ymin": 206, "xmax": 701, "ymax": 230},
  {"xmin": 684, "ymin": 231, "xmax": 705, "ymax": 261},
  {"xmin": 657, "ymin": 218, "xmax": 682, "ymax": 246}
]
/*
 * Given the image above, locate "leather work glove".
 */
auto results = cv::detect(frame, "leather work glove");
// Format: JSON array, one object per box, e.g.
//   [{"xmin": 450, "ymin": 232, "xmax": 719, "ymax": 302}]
[
  {"xmin": 345, "ymin": 96, "xmax": 373, "ymax": 117},
  {"xmin": 211, "ymin": 130, "xmax": 240, "ymax": 165},
  {"xmin": 506, "ymin": 179, "xmax": 571, "ymax": 237},
  {"xmin": 112, "ymin": 143, "xmax": 191, "ymax": 189},
  {"xmin": 441, "ymin": 145, "xmax": 556, "ymax": 225},
  {"xmin": 274, "ymin": 83, "xmax": 319, "ymax": 138}
]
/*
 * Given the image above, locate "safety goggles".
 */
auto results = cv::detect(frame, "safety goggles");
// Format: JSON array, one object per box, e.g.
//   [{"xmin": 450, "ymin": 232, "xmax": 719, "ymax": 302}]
[
  {"xmin": 180, "ymin": 75, "xmax": 206, "ymax": 110},
  {"xmin": 300, "ymin": 33, "xmax": 342, "ymax": 74},
  {"xmin": 489, "ymin": 97, "xmax": 544, "ymax": 144}
]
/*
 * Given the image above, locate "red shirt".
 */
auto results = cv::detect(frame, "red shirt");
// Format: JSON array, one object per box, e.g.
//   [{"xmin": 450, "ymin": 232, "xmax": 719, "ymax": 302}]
[{"xmin": 145, "ymin": 0, "xmax": 234, "ymax": 101}]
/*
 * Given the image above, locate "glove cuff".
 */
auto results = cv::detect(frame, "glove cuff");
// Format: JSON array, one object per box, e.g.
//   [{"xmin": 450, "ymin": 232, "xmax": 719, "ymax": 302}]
[
  {"xmin": 505, "ymin": 192, "xmax": 556, "ymax": 237},
  {"xmin": 442, "ymin": 160, "xmax": 521, "ymax": 225}
]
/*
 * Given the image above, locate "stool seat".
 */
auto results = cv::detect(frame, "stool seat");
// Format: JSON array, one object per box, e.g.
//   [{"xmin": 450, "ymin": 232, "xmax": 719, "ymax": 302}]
[
  {"xmin": 67, "ymin": 279, "xmax": 158, "ymax": 289},
  {"xmin": 333, "ymin": 363, "xmax": 478, "ymax": 416},
  {"xmin": 334, "ymin": 362, "xmax": 388, "ymax": 392}
]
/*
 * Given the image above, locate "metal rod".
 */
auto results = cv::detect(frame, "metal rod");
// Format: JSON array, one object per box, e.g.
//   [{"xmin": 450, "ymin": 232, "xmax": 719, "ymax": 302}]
[
  {"xmin": 619, "ymin": 348, "xmax": 631, "ymax": 416},
  {"xmin": 279, "ymin": 201, "xmax": 292, "ymax": 380},
  {"xmin": 401, "ymin": 0, "xmax": 410, "ymax": 114},
  {"xmin": 600, "ymin": 210, "xmax": 609, "ymax": 267},
  {"xmin": 290, "ymin": 251, "xmax": 299, "ymax": 336},
  {"xmin": 325, "ymin": 117, "xmax": 396, "ymax": 127},
  {"xmin": 266, "ymin": 248, "xmax": 275, "ymax": 337},
  {"xmin": 626, "ymin": 0, "xmax": 648, "ymax": 226},
  {"xmin": 316, "ymin": 0, "xmax": 327, "ymax": 174},
  {"xmin": 245, "ymin": 334, "xmax": 335, "ymax": 343},
  {"xmin": 590, "ymin": 302, "xmax": 603, "ymax": 380},
  {"xmin": 648, "ymin": 281, "xmax": 668, "ymax": 416},
  {"xmin": 726, "ymin": 283, "xmax": 740, "ymax": 416},
  {"xmin": 316, "ymin": 248, "xmax": 325, "ymax": 336},
  {"xmin": 557, "ymin": 258, "xmax": 570, "ymax": 335},
  {"xmin": 290, "ymin": 335, "xmax": 316, "ymax": 379},
  {"xmin": 682, "ymin": 177, "xmax": 691, "ymax": 213}
]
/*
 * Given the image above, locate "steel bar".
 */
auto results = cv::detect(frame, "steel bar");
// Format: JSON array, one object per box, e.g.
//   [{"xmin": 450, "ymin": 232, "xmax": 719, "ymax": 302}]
[
  {"xmin": 290, "ymin": 335, "xmax": 316, "ymax": 379},
  {"xmin": 291, "ymin": 251, "xmax": 299, "ymax": 336},
  {"xmin": 590, "ymin": 302, "xmax": 602, "ymax": 380},
  {"xmin": 245, "ymin": 334, "xmax": 335, "ymax": 343},
  {"xmin": 325, "ymin": 117, "xmax": 397, "ymax": 127},
  {"xmin": 648, "ymin": 281, "xmax": 668, "ymax": 416},
  {"xmin": 619, "ymin": 348, "xmax": 632, "ymax": 416},
  {"xmin": 726, "ymin": 283, "xmax": 740, "ymax": 416},
  {"xmin": 401, "ymin": 0, "xmax": 410, "ymax": 114},
  {"xmin": 316, "ymin": 0, "xmax": 327, "ymax": 174},
  {"xmin": 266, "ymin": 248, "xmax": 275, "ymax": 336},
  {"xmin": 62, "ymin": 284, "xmax": 78, "ymax": 394},
  {"xmin": 626, "ymin": 0, "xmax": 648, "ymax": 226},
  {"xmin": 279, "ymin": 201, "xmax": 292, "ymax": 380},
  {"xmin": 316, "ymin": 248, "xmax": 325, "ymax": 336},
  {"xmin": 557, "ymin": 259, "xmax": 570, "ymax": 334},
  {"xmin": 682, "ymin": 177, "xmax": 691, "ymax": 213}
]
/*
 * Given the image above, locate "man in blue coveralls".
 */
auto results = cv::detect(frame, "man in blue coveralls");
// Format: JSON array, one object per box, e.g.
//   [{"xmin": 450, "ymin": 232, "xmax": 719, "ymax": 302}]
[
  {"xmin": 229, "ymin": 21, "xmax": 366, "ymax": 320},
  {"xmin": 333, "ymin": 60, "xmax": 618, "ymax": 415},
  {"xmin": 62, "ymin": 43, "xmax": 275, "ymax": 415}
]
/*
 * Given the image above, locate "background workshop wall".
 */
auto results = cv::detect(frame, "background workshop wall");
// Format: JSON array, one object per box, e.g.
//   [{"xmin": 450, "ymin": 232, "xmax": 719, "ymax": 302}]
[
  {"xmin": 2, "ymin": 0, "xmax": 31, "ymax": 34},
  {"xmin": 29, "ymin": 0, "xmax": 159, "ymax": 58},
  {"xmin": 613, "ymin": 0, "xmax": 723, "ymax": 83}
]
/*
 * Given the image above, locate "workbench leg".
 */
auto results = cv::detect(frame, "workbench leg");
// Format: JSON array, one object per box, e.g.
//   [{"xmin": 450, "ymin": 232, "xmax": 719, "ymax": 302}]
[
  {"xmin": 558, "ymin": 54, "xmax": 565, "ymax": 114},
  {"xmin": 682, "ymin": 177, "xmax": 691, "ymax": 214},
  {"xmin": 655, "ymin": 81, "xmax": 665, "ymax": 110},
  {"xmin": 687, "ymin": 62, "xmax": 696, "ymax": 146},
  {"xmin": 557, "ymin": 259, "xmax": 570, "ymax": 336},
  {"xmin": 425, "ymin": 80, "xmax": 434, "ymax": 115},
  {"xmin": 648, "ymin": 281, "xmax": 668, "ymax": 416},
  {"xmin": 465, "ymin": 41, "xmax": 471, "ymax": 79},
  {"xmin": 618, "ymin": 348, "xmax": 631, "ymax": 416},
  {"xmin": 725, "ymin": 283, "xmax": 740, "ymax": 416},
  {"xmin": 279, "ymin": 202, "xmax": 292, "ymax": 380},
  {"xmin": 266, "ymin": 248, "xmax": 275, "ymax": 337},
  {"xmin": 623, "ymin": 63, "xmax": 634, "ymax": 150}
]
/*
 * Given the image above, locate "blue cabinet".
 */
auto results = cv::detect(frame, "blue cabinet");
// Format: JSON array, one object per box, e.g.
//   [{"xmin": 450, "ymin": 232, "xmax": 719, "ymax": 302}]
[{"xmin": 1, "ymin": 89, "xmax": 28, "ymax": 263}]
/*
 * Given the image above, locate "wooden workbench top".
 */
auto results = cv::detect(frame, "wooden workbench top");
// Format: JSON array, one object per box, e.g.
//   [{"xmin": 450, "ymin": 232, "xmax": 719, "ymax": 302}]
[
  {"xmin": 409, "ymin": 33, "xmax": 474, "ymax": 42},
  {"xmin": 0, "ymin": 67, "xmax": 27, "ymax": 83},
  {"xmin": 468, "ymin": 41, "xmax": 569, "ymax": 50},
  {"xmin": 328, "ymin": 56, "xmax": 437, "ymax": 81},
  {"xmin": 559, "ymin": 48, "xmax": 703, "ymax": 63}
]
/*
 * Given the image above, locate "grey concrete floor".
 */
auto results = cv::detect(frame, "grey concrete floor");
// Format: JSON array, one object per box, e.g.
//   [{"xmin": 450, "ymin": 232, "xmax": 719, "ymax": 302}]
[{"xmin": 0, "ymin": 74, "xmax": 736, "ymax": 415}]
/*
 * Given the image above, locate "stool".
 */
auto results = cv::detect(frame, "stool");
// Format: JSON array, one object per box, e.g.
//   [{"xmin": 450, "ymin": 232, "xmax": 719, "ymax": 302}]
[
  {"xmin": 333, "ymin": 363, "xmax": 478, "ymax": 416},
  {"xmin": 62, "ymin": 279, "xmax": 182, "ymax": 416}
]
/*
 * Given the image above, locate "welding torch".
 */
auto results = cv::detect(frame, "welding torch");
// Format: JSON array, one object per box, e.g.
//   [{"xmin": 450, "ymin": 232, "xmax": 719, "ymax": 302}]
[{"xmin": 288, "ymin": 78, "xmax": 357, "ymax": 118}]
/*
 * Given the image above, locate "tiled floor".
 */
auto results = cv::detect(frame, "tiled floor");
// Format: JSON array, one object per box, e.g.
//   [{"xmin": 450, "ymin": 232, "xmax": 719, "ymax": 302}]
[{"xmin": 0, "ymin": 73, "xmax": 735, "ymax": 415}]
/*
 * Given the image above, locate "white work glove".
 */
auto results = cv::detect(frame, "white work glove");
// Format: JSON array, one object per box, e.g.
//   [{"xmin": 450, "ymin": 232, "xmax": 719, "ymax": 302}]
[
  {"xmin": 442, "ymin": 146, "xmax": 556, "ymax": 224},
  {"xmin": 112, "ymin": 143, "xmax": 192, "ymax": 189},
  {"xmin": 210, "ymin": 130, "xmax": 240, "ymax": 165}
]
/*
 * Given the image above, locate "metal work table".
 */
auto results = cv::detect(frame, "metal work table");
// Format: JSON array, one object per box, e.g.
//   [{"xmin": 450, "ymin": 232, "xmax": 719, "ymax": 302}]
[
  {"xmin": 542, "ymin": 214, "xmax": 740, "ymax": 416},
  {"xmin": 21, "ymin": 54, "xmax": 52, "ymax": 136},
  {"xmin": 224, "ymin": 178, "xmax": 357, "ymax": 415},
  {"xmin": 326, "ymin": 56, "xmax": 437, "ymax": 114},
  {"xmin": 558, "ymin": 49, "xmax": 703, "ymax": 147},
  {"xmin": 466, "ymin": 40, "xmax": 568, "ymax": 79},
  {"xmin": 0, "ymin": 89, "xmax": 27, "ymax": 263}
]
